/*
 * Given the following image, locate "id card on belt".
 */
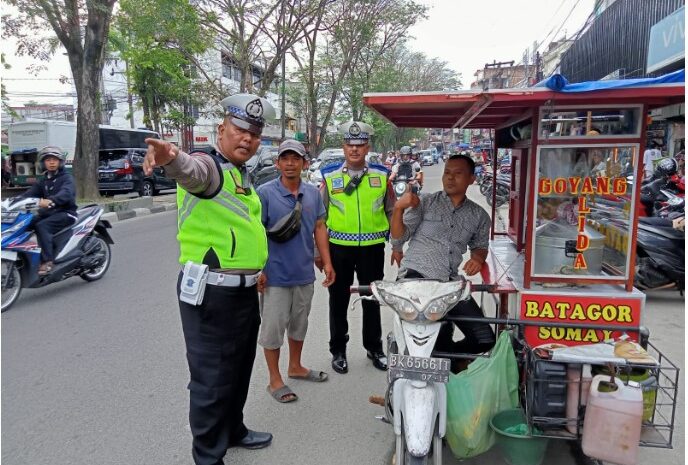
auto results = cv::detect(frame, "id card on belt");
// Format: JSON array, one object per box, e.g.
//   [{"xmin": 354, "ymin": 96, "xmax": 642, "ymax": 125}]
[{"xmin": 180, "ymin": 261, "xmax": 209, "ymax": 306}]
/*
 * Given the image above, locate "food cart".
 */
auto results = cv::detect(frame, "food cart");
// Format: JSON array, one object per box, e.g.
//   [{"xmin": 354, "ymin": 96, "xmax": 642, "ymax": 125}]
[{"xmin": 363, "ymin": 70, "xmax": 684, "ymax": 463}]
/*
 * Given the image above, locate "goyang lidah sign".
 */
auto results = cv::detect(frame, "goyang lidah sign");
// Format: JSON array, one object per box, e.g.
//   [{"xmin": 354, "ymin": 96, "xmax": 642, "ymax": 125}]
[{"xmin": 520, "ymin": 292, "xmax": 642, "ymax": 347}]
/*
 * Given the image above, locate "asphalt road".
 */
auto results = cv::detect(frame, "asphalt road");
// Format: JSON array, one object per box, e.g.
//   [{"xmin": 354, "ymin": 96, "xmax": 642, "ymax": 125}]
[{"xmin": 2, "ymin": 163, "xmax": 684, "ymax": 465}]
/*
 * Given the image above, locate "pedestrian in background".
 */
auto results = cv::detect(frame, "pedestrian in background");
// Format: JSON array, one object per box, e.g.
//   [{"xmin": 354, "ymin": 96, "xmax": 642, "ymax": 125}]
[
  {"xmin": 143, "ymin": 93, "xmax": 275, "ymax": 465},
  {"xmin": 643, "ymin": 142, "xmax": 662, "ymax": 179},
  {"xmin": 257, "ymin": 139, "xmax": 335, "ymax": 403},
  {"xmin": 320, "ymin": 121, "xmax": 397, "ymax": 374}
]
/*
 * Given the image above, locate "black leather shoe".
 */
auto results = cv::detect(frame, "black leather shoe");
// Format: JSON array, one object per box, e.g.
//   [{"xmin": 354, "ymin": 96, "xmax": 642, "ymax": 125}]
[
  {"xmin": 231, "ymin": 430, "xmax": 273, "ymax": 450},
  {"xmin": 331, "ymin": 353, "xmax": 348, "ymax": 374},
  {"xmin": 367, "ymin": 350, "xmax": 388, "ymax": 371}
]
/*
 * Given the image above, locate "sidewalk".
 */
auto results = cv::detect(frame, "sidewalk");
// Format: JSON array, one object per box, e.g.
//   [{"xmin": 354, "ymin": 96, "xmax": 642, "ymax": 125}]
[{"xmin": 95, "ymin": 191, "xmax": 176, "ymax": 223}]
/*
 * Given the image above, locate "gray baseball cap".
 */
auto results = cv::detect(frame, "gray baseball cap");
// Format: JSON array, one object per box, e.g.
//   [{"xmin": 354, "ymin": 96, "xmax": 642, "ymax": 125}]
[{"xmin": 278, "ymin": 139, "xmax": 308, "ymax": 159}]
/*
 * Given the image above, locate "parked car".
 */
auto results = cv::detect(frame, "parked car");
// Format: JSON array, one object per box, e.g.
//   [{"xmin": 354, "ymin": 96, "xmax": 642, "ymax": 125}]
[
  {"xmin": 98, "ymin": 148, "xmax": 176, "ymax": 196},
  {"xmin": 247, "ymin": 146, "xmax": 280, "ymax": 187},
  {"xmin": 308, "ymin": 149, "xmax": 345, "ymax": 187},
  {"xmin": 419, "ymin": 149, "xmax": 434, "ymax": 166}
]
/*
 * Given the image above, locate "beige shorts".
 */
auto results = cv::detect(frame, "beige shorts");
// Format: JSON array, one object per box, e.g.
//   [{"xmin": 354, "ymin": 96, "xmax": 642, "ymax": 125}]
[{"xmin": 258, "ymin": 284, "xmax": 315, "ymax": 349}]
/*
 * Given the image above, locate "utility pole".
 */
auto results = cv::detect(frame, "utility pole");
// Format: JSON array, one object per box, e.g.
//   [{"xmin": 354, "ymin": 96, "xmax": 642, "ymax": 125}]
[
  {"xmin": 125, "ymin": 60, "xmax": 134, "ymax": 128},
  {"xmin": 280, "ymin": 0, "xmax": 286, "ymax": 140}
]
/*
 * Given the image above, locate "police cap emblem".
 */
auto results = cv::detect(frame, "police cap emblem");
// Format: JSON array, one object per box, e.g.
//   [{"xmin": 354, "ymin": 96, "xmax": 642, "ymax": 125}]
[
  {"xmin": 246, "ymin": 99, "xmax": 264, "ymax": 119},
  {"xmin": 349, "ymin": 122, "xmax": 361, "ymax": 136}
]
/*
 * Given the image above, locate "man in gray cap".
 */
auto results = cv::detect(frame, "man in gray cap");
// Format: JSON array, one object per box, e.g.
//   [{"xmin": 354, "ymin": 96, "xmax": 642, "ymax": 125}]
[
  {"xmin": 143, "ymin": 93, "xmax": 276, "ymax": 465},
  {"xmin": 319, "ymin": 121, "xmax": 397, "ymax": 373},
  {"xmin": 256, "ymin": 139, "xmax": 335, "ymax": 403}
]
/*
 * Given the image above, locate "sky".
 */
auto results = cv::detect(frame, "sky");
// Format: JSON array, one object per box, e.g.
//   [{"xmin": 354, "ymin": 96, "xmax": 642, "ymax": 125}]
[
  {"xmin": 1, "ymin": 0, "xmax": 596, "ymax": 107},
  {"xmin": 408, "ymin": 0, "xmax": 597, "ymax": 88}
]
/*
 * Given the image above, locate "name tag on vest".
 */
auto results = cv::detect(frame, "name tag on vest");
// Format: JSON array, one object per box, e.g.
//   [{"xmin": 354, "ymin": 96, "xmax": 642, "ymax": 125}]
[{"xmin": 369, "ymin": 177, "xmax": 382, "ymax": 187}]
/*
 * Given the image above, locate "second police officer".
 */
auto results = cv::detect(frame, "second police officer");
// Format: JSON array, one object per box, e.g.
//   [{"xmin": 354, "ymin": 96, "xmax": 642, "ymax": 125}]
[
  {"xmin": 318, "ymin": 121, "xmax": 398, "ymax": 374},
  {"xmin": 144, "ymin": 94, "xmax": 275, "ymax": 465}
]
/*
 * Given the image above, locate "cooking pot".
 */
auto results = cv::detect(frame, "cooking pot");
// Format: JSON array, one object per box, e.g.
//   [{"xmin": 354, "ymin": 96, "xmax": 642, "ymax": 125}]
[{"xmin": 533, "ymin": 221, "xmax": 605, "ymax": 275}]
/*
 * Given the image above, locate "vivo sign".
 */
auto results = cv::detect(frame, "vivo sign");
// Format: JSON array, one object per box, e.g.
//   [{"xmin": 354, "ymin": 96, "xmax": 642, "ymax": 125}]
[{"xmin": 647, "ymin": 6, "xmax": 685, "ymax": 73}]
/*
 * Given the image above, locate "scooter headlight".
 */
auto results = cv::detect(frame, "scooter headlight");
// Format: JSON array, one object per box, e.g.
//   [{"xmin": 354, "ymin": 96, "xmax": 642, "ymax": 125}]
[
  {"xmin": 394, "ymin": 182, "xmax": 407, "ymax": 197},
  {"xmin": 378, "ymin": 288, "xmax": 418, "ymax": 321},
  {"xmin": 423, "ymin": 293, "xmax": 461, "ymax": 321}
]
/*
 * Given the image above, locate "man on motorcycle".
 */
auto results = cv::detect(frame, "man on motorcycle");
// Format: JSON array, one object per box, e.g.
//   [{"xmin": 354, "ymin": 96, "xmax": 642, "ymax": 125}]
[
  {"xmin": 19, "ymin": 146, "xmax": 77, "ymax": 275},
  {"xmin": 389, "ymin": 154, "xmax": 495, "ymax": 370},
  {"xmin": 389, "ymin": 146, "xmax": 422, "ymax": 187}
]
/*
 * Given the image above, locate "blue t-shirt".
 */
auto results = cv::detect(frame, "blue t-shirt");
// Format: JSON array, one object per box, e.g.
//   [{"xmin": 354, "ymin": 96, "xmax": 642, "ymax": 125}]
[{"xmin": 257, "ymin": 177, "xmax": 326, "ymax": 286}]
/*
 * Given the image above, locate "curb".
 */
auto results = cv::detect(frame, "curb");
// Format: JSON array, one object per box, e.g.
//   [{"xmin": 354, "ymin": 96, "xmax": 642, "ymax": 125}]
[{"xmin": 100, "ymin": 202, "xmax": 176, "ymax": 223}]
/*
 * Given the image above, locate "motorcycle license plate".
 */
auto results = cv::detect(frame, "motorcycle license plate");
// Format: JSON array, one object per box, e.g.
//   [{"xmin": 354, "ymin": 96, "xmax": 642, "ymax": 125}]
[{"xmin": 388, "ymin": 354, "xmax": 450, "ymax": 384}]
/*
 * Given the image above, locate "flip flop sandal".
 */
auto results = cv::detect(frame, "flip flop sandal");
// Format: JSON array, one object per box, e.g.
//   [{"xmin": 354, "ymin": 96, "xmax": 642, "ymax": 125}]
[
  {"xmin": 288, "ymin": 369, "xmax": 329, "ymax": 382},
  {"xmin": 267, "ymin": 385, "xmax": 298, "ymax": 403}
]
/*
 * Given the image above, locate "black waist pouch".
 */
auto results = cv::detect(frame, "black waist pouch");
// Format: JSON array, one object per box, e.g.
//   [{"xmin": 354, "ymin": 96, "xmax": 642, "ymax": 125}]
[{"xmin": 266, "ymin": 195, "xmax": 303, "ymax": 243}]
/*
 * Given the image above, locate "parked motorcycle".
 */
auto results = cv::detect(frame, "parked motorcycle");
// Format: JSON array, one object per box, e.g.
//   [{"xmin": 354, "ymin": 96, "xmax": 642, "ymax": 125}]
[
  {"xmin": 352, "ymin": 277, "xmax": 490, "ymax": 465},
  {"xmin": 1, "ymin": 197, "xmax": 114, "ymax": 311},
  {"xmin": 484, "ymin": 173, "xmax": 510, "ymax": 208},
  {"xmin": 634, "ymin": 216, "xmax": 684, "ymax": 293}
]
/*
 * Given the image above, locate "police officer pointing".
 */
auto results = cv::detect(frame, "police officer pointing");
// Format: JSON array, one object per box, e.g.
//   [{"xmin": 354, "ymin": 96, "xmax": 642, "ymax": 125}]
[
  {"xmin": 319, "ymin": 121, "xmax": 397, "ymax": 374},
  {"xmin": 144, "ymin": 94, "xmax": 275, "ymax": 465}
]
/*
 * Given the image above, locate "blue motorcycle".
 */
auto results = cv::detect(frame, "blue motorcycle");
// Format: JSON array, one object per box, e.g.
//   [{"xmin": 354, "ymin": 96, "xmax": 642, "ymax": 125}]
[{"xmin": 1, "ymin": 197, "xmax": 114, "ymax": 311}]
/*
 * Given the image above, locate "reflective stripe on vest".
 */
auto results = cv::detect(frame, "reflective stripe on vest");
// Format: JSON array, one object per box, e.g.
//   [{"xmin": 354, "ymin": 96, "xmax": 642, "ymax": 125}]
[
  {"xmin": 176, "ymin": 164, "xmax": 267, "ymax": 269},
  {"xmin": 324, "ymin": 165, "xmax": 389, "ymax": 246}
]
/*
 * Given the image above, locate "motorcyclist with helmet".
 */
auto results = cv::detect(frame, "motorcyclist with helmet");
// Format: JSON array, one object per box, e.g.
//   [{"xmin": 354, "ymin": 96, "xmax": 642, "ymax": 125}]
[
  {"xmin": 389, "ymin": 146, "xmax": 423, "ymax": 188},
  {"xmin": 18, "ymin": 146, "xmax": 77, "ymax": 275}
]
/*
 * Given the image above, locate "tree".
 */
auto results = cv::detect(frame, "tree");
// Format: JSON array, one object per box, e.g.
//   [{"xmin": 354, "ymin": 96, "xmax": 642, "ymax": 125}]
[
  {"xmin": 347, "ymin": 41, "xmax": 462, "ymax": 152},
  {"xmin": 197, "ymin": 0, "xmax": 325, "ymax": 97},
  {"xmin": 1, "ymin": 54, "xmax": 18, "ymax": 120},
  {"xmin": 4, "ymin": 0, "xmax": 117, "ymax": 199},
  {"xmin": 111, "ymin": 0, "xmax": 212, "ymax": 135},
  {"xmin": 291, "ymin": 0, "xmax": 427, "ymax": 155}
]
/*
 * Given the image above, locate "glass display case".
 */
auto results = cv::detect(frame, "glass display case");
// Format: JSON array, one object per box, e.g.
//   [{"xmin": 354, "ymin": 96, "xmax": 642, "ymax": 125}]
[
  {"xmin": 539, "ymin": 105, "xmax": 642, "ymax": 139},
  {"xmin": 530, "ymin": 144, "xmax": 639, "ymax": 280}
]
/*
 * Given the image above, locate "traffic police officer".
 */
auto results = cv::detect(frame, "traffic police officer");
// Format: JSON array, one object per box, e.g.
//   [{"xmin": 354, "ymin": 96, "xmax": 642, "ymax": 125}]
[
  {"xmin": 319, "ymin": 121, "xmax": 396, "ymax": 374},
  {"xmin": 143, "ymin": 94, "xmax": 275, "ymax": 465}
]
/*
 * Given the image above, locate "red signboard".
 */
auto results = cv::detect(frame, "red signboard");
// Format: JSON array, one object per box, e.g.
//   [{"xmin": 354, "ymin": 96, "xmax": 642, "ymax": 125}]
[{"xmin": 519, "ymin": 292, "xmax": 642, "ymax": 347}]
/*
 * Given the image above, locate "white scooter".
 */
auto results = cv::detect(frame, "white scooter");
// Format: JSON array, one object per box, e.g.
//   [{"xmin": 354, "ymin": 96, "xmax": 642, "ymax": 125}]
[{"xmin": 351, "ymin": 278, "xmax": 489, "ymax": 465}]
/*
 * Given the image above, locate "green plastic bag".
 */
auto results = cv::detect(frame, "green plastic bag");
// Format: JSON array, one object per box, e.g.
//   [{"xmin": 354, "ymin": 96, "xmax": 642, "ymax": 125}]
[{"xmin": 445, "ymin": 331, "xmax": 519, "ymax": 459}]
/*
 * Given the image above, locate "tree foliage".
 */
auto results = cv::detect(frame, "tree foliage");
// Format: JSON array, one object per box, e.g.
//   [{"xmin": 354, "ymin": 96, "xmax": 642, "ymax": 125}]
[
  {"xmin": 3, "ymin": 0, "xmax": 117, "ymax": 199},
  {"xmin": 111, "ymin": 0, "xmax": 212, "ymax": 135},
  {"xmin": 289, "ymin": 0, "xmax": 429, "ymax": 155}
]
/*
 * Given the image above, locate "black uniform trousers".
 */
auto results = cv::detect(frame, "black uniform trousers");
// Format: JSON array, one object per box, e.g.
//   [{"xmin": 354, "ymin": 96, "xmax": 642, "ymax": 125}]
[
  {"xmin": 402, "ymin": 269, "xmax": 496, "ymax": 356},
  {"xmin": 32, "ymin": 212, "xmax": 75, "ymax": 262},
  {"xmin": 328, "ymin": 242, "xmax": 385, "ymax": 355},
  {"xmin": 178, "ymin": 273, "xmax": 261, "ymax": 465}
]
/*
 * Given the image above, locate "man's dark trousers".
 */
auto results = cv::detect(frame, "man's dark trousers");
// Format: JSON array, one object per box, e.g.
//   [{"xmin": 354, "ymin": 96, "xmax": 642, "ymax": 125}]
[
  {"xmin": 33, "ymin": 212, "xmax": 75, "ymax": 262},
  {"xmin": 328, "ymin": 242, "xmax": 385, "ymax": 355},
  {"xmin": 178, "ymin": 275, "xmax": 261, "ymax": 465}
]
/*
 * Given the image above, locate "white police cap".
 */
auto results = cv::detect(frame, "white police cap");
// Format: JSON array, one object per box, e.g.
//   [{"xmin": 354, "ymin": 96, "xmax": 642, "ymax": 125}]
[
  {"xmin": 220, "ymin": 93, "xmax": 276, "ymax": 136},
  {"xmin": 338, "ymin": 120, "xmax": 374, "ymax": 146}
]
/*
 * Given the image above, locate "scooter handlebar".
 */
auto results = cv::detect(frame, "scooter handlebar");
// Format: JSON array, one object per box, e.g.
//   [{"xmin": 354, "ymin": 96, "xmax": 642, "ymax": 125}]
[{"xmin": 470, "ymin": 283, "xmax": 496, "ymax": 293}]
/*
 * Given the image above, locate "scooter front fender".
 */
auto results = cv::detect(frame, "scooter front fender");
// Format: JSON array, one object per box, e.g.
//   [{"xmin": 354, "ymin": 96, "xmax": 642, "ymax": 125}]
[{"xmin": 394, "ymin": 380, "xmax": 445, "ymax": 457}]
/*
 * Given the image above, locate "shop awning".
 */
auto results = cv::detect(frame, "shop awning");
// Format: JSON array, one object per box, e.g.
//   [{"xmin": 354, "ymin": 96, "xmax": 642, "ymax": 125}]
[{"xmin": 362, "ymin": 71, "xmax": 685, "ymax": 130}]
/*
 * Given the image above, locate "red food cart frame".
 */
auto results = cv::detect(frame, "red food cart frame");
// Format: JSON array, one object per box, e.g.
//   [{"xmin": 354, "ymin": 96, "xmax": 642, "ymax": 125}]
[{"xmin": 363, "ymin": 81, "xmax": 683, "ymax": 292}]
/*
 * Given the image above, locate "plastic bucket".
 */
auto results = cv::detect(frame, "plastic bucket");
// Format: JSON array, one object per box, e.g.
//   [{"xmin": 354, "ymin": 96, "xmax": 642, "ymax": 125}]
[{"xmin": 489, "ymin": 409, "xmax": 549, "ymax": 465}]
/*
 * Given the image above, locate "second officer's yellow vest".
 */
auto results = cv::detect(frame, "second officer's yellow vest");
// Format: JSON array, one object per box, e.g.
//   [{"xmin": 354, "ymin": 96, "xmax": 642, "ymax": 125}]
[
  {"xmin": 177, "ymin": 156, "xmax": 267, "ymax": 269},
  {"xmin": 323, "ymin": 163, "xmax": 389, "ymax": 246}
]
